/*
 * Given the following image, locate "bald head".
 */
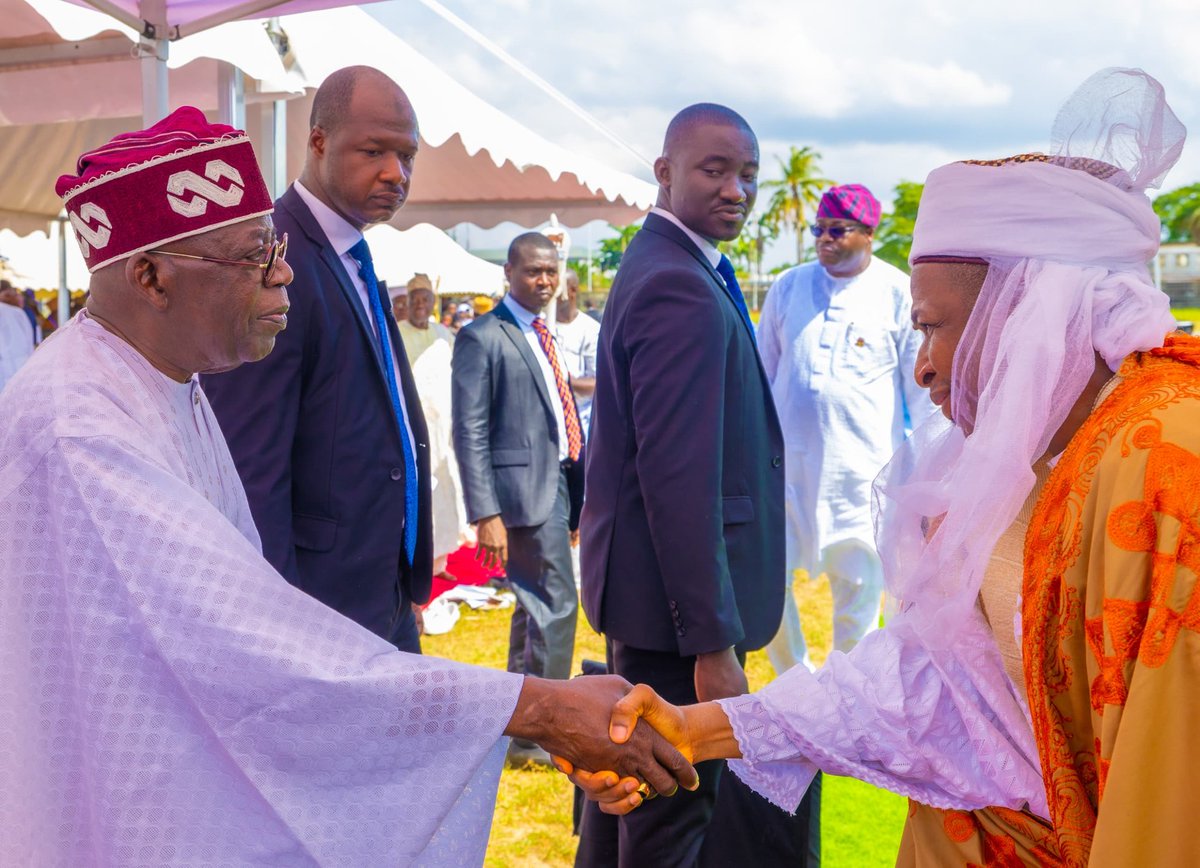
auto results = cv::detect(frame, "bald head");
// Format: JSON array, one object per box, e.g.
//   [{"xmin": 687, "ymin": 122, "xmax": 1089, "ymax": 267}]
[
  {"xmin": 300, "ymin": 66, "xmax": 419, "ymax": 231},
  {"xmin": 662, "ymin": 103, "xmax": 755, "ymax": 157},
  {"xmin": 310, "ymin": 66, "xmax": 405, "ymax": 136}
]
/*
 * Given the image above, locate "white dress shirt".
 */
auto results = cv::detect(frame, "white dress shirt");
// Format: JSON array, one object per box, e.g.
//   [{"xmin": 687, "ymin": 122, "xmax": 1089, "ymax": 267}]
[
  {"xmin": 650, "ymin": 206, "xmax": 721, "ymax": 268},
  {"xmin": 501, "ymin": 293, "xmax": 569, "ymax": 461},
  {"xmin": 293, "ymin": 181, "xmax": 414, "ymax": 441}
]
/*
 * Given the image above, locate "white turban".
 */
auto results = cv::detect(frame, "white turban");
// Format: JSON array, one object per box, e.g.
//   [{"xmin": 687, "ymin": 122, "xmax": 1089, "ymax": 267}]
[{"xmin": 878, "ymin": 67, "xmax": 1185, "ymax": 647}]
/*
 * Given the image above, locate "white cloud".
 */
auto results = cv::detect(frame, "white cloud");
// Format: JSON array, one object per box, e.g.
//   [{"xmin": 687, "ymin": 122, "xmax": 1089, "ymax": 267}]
[
  {"xmin": 877, "ymin": 60, "xmax": 1011, "ymax": 110},
  {"xmin": 366, "ymin": 0, "xmax": 1200, "ymax": 245}
]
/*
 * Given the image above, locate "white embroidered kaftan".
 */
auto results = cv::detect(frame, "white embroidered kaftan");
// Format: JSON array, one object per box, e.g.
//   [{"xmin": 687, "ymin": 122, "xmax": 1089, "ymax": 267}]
[
  {"xmin": 0, "ymin": 312, "xmax": 522, "ymax": 866},
  {"xmin": 757, "ymin": 256, "xmax": 934, "ymax": 572}
]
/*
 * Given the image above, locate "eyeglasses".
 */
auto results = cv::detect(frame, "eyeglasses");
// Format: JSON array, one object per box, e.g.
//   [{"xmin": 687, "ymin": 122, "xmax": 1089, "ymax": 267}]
[
  {"xmin": 809, "ymin": 224, "xmax": 861, "ymax": 240},
  {"xmin": 148, "ymin": 233, "xmax": 288, "ymax": 287}
]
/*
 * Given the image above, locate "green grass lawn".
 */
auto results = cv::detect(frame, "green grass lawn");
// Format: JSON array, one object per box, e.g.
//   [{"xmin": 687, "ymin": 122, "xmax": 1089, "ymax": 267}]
[{"xmin": 422, "ymin": 574, "xmax": 906, "ymax": 866}]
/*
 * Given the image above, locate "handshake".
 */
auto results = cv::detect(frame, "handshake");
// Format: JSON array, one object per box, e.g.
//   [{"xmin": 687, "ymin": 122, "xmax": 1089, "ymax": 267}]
[{"xmin": 504, "ymin": 674, "xmax": 739, "ymax": 816}]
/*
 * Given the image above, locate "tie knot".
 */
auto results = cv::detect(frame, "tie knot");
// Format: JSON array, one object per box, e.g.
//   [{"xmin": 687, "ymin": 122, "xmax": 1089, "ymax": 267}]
[
  {"xmin": 531, "ymin": 316, "xmax": 550, "ymax": 335},
  {"xmin": 717, "ymin": 254, "xmax": 735, "ymax": 279},
  {"xmin": 348, "ymin": 237, "xmax": 372, "ymax": 268}
]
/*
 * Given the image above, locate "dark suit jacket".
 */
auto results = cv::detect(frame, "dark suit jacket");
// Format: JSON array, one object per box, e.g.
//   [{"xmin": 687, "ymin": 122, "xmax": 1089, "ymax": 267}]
[
  {"xmin": 580, "ymin": 212, "xmax": 785, "ymax": 656},
  {"xmin": 451, "ymin": 301, "xmax": 584, "ymax": 530},
  {"xmin": 203, "ymin": 186, "xmax": 433, "ymax": 639}
]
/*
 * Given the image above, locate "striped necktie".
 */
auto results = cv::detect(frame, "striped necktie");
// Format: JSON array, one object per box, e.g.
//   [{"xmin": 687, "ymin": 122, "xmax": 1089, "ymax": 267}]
[
  {"xmin": 348, "ymin": 237, "xmax": 419, "ymax": 564},
  {"xmin": 530, "ymin": 316, "xmax": 582, "ymax": 461}
]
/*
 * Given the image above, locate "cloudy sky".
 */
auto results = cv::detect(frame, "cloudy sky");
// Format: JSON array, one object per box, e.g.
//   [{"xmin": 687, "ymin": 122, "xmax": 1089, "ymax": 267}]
[{"xmin": 368, "ymin": 0, "xmax": 1200, "ymax": 264}]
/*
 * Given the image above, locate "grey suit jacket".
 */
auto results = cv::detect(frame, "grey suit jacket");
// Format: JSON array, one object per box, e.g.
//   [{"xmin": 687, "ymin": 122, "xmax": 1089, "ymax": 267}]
[{"xmin": 451, "ymin": 301, "xmax": 584, "ymax": 530}]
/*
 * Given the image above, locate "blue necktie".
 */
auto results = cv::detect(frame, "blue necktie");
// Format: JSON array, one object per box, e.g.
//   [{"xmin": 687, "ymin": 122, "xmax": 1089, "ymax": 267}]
[
  {"xmin": 349, "ymin": 237, "xmax": 419, "ymax": 564},
  {"xmin": 716, "ymin": 254, "xmax": 754, "ymax": 336}
]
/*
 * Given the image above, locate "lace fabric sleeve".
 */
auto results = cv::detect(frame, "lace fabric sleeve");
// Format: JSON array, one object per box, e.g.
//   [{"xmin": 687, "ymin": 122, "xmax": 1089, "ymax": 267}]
[{"xmin": 717, "ymin": 613, "xmax": 1049, "ymax": 818}]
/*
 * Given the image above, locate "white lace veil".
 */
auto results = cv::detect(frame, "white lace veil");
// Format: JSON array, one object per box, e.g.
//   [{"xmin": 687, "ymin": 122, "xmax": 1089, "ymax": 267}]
[{"xmin": 875, "ymin": 68, "xmax": 1184, "ymax": 648}]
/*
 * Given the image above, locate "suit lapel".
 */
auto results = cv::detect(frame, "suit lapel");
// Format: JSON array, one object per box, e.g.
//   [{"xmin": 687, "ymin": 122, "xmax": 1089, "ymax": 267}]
[
  {"xmin": 281, "ymin": 188, "xmax": 388, "ymax": 376},
  {"xmin": 493, "ymin": 302, "xmax": 557, "ymax": 421},
  {"xmin": 642, "ymin": 213, "xmax": 757, "ymax": 345}
]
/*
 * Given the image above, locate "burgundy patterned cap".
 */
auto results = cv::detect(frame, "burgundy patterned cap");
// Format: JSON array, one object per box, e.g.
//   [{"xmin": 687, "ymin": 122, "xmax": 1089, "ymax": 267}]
[
  {"xmin": 55, "ymin": 106, "xmax": 273, "ymax": 273},
  {"xmin": 817, "ymin": 183, "xmax": 881, "ymax": 228}
]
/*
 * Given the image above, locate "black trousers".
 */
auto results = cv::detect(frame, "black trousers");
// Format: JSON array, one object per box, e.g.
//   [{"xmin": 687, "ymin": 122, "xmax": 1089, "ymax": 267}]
[
  {"xmin": 575, "ymin": 640, "xmax": 814, "ymax": 868},
  {"xmin": 387, "ymin": 568, "xmax": 422, "ymax": 655}
]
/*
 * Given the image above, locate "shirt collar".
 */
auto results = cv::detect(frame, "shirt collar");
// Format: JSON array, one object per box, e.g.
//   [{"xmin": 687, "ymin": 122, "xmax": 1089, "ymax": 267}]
[
  {"xmin": 501, "ymin": 292, "xmax": 544, "ymax": 327},
  {"xmin": 650, "ymin": 207, "xmax": 722, "ymax": 268},
  {"xmin": 294, "ymin": 180, "xmax": 363, "ymax": 257}
]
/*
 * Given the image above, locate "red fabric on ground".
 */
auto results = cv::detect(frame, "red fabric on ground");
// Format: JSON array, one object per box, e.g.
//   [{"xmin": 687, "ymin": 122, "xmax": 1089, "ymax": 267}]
[{"xmin": 428, "ymin": 545, "xmax": 506, "ymax": 602}]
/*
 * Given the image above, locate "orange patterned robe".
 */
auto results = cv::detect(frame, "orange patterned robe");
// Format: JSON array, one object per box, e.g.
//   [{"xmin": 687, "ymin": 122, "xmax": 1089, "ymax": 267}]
[
  {"xmin": 897, "ymin": 334, "xmax": 1200, "ymax": 867},
  {"xmin": 1022, "ymin": 333, "xmax": 1200, "ymax": 866}
]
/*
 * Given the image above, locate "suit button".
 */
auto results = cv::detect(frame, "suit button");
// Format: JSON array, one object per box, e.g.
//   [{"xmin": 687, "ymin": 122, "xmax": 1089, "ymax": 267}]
[
  {"xmin": 390, "ymin": 468, "xmax": 403, "ymax": 481},
  {"xmin": 771, "ymin": 456, "xmax": 782, "ymax": 468}
]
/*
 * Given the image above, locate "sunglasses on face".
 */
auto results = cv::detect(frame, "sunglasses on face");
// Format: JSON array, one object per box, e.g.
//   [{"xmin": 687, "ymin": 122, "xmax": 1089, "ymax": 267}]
[
  {"xmin": 809, "ymin": 224, "xmax": 860, "ymax": 240},
  {"xmin": 148, "ymin": 233, "xmax": 289, "ymax": 287}
]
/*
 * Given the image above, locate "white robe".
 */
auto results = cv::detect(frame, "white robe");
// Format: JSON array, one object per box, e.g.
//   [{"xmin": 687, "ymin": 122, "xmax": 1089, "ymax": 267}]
[
  {"xmin": 0, "ymin": 301, "xmax": 33, "ymax": 394},
  {"xmin": 757, "ymin": 256, "xmax": 934, "ymax": 574},
  {"xmin": 409, "ymin": 335, "xmax": 472, "ymax": 568},
  {"xmin": 0, "ymin": 312, "xmax": 522, "ymax": 866}
]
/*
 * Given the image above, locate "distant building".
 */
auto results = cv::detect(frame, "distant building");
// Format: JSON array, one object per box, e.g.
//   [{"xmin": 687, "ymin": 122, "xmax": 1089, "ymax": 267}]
[{"xmin": 1159, "ymin": 242, "xmax": 1200, "ymax": 307}]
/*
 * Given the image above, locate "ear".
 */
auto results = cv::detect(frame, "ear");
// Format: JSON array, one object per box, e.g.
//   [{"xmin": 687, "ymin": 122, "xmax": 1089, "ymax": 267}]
[
  {"xmin": 653, "ymin": 156, "xmax": 671, "ymax": 189},
  {"xmin": 126, "ymin": 252, "xmax": 171, "ymax": 313},
  {"xmin": 503, "ymin": 261, "xmax": 513, "ymax": 284},
  {"xmin": 309, "ymin": 125, "xmax": 327, "ymax": 159}
]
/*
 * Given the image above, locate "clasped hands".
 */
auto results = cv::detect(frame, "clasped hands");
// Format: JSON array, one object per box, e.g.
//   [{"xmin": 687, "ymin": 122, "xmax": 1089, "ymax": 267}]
[
  {"xmin": 553, "ymin": 682, "xmax": 697, "ymax": 815},
  {"xmin": 506, "ymin": 651, "xmax": 743, "ymax": 815},
  {"xmin": 506, "ymin": 674, "xmax": 697, "ymax": 814}
]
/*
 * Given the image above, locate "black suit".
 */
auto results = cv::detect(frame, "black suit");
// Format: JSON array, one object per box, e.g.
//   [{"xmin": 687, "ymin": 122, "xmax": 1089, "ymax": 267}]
[
  {"xmin": 452, "ymin": 300, "xmax": 584, "ymax": 681},
  {"xmin": 577, "ymin": 212, "xmax": 807, "ymax": 866},
  {"xmin": 203, "ymin": 186, "xmax": 432, "ymax": 651}
]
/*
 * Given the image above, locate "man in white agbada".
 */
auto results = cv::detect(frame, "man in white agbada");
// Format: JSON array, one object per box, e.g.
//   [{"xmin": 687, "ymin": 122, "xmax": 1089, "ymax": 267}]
[
  {"xmin": 0, "ymin": 107, "xmax": 695, "ymax": 866},
  {"xmin": 398, "ymin": 273, "xmax": 472, "ymax": 581},
  {"xmin": 757, "ymin": 183, "xmax": 933, "ymax": 673},
  {"xmin": 0, "ymin": 280, "xmax": 34, "ymax": 392}
]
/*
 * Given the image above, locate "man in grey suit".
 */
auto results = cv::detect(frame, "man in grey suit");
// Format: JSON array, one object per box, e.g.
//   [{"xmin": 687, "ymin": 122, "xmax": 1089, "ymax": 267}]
[{"xmin": 452, "ymin": 232, "xmax": 585, "ymax": 766}]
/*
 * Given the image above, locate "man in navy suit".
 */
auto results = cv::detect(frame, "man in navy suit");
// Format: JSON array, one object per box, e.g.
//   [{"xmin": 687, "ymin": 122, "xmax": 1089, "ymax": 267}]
[
  {"xmin": 204, "ymin": 66, "xmax": 431, "ymax": 653},
  {"xmin": 452, "ymin": 232, "xmax": 585, "ymax": 766},
  {"xmin": 576, "ymin": 104, "xmax": 810, "ymax": 866}
]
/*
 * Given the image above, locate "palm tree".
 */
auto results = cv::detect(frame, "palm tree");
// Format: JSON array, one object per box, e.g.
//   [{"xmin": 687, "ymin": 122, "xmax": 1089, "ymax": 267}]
[
  {"xmin": 873, "ymin": 181, "xmax": 924, "ymax": 272},
  {"xmin": 596, "ymin": 222, "xmax": 642, "ymax": 275},
  {"xmin": 760, "ymin": 146, "xmax": 833, "ymax": 264}
]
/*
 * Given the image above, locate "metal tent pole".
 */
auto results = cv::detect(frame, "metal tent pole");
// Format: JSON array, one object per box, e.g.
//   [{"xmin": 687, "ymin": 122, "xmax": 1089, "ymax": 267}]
[
  {"xmin": 57, "ymin": 217, "xmax": 70, "ymax": 329},
  {"xmin": 217, "ymin": 61, "xmax": 245, "ymax": 128},
  {"xmin": 138, "ymin": 0, "xmax": 169, "ymax": 126}
]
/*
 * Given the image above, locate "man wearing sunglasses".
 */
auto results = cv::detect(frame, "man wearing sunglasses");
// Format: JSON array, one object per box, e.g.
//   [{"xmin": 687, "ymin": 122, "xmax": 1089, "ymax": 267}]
[{"xmin": 757, "ymin": 184, "xmax": 934, "ymax": 677}]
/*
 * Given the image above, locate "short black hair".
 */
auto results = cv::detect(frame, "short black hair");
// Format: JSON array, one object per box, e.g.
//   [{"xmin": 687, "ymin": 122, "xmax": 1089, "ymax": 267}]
[
  {"xmin": 507, "ymin": 232, "xmax": 558, "ymax": 266},
  {"xmin": 662, "ymin": 103, "xmax": 755, "ymax": 156}
]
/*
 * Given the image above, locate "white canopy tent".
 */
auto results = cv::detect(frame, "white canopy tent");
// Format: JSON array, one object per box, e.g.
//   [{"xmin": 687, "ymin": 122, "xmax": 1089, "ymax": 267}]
[
  {"xmin": 1, "ymin": 0, "xmax": 655, "ymax": 322},
  {"xmin": 272, "ymin": 6, "xmax": 655, "ymax": 230},
  {"xmin": 364, "ymin": 223, "xmax": 504, "ymax": 298},
  {"xmin": 0, "ymin": 0, "xmax": 300, "ymax": 234}
]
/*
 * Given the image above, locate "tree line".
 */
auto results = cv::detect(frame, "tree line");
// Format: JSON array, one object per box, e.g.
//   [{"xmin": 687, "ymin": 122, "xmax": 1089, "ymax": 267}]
[{"xmin": 585, "ymin": 151, "xmax": 1200, "ymax": 289}]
